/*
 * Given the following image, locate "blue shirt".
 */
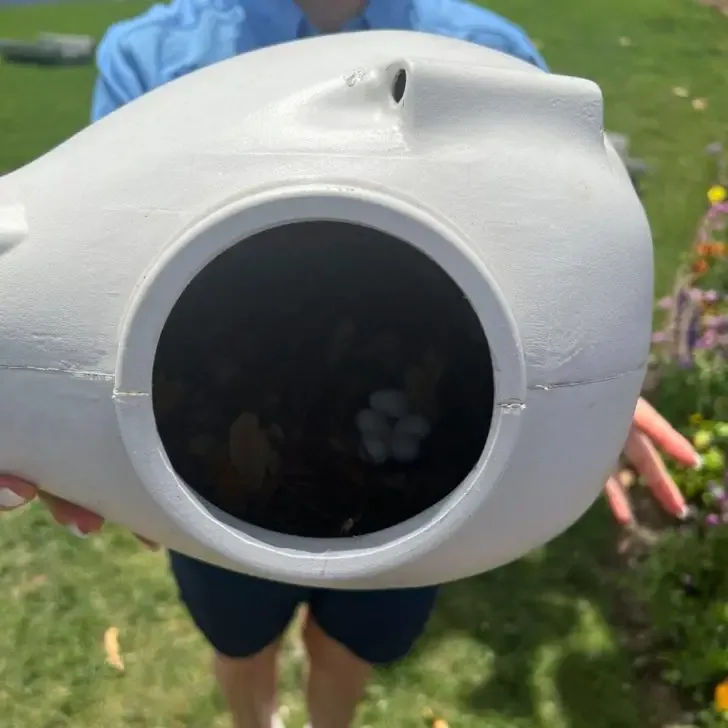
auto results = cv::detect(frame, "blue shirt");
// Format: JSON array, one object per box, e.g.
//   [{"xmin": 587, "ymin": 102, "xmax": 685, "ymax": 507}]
[{"xmin": 91, "ymin": 0, "xmax": 547, "ymax": 122}]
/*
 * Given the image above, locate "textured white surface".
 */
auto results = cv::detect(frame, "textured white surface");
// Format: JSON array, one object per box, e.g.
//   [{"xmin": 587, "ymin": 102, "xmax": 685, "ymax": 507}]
[
  {"xmin": 0, "ymin": 204, "xmax": 27, "ymax": 254},
  {"xmin": 0, "ymin": 30, "xmax": 653, "ymax": 587}
]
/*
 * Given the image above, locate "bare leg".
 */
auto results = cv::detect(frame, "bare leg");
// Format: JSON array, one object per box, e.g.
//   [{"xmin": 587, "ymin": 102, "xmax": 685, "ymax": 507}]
[
  {"xmin": 302, "ymin": 614, "xmax": 372, "ymax": 728},
  {"xmin": 214, "ymin": 641, "xmax": 281, "ymax": 728}
]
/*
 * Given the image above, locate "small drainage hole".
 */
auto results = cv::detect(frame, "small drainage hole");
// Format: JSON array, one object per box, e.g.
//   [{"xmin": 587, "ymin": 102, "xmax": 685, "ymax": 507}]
[{"xmin": 391, "ymin": 68, "xmax": 407, "ymax": 104}]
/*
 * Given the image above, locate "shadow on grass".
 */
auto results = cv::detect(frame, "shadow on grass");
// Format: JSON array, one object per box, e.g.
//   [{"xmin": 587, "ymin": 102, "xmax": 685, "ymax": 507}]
[{"xmin": 381, "ymin": 505, "xmax": 668, "ymax": 728}]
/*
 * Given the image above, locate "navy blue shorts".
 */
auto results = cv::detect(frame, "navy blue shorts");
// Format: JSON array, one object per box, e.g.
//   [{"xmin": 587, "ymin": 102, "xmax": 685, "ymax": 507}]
[{"xmin": 169, "ymin": 551, "xmax": 438, "ymax": 665}]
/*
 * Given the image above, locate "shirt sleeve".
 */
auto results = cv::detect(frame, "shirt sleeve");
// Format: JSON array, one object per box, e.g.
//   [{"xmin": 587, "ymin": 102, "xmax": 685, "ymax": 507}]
[
  {"xmin": 89, "ymin": 0, "xmax": 246, "ymax": 124},
  {"xmin": 90, "ymin": 20, "xmax": 150, "ymax": 123},
  {"xmin": 470, "ymin": 27, "xmax": 548, "ymax": 72}
]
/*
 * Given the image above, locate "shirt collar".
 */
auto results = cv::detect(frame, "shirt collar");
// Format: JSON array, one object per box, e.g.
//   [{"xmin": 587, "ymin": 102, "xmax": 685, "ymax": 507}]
[{"xmin": 247, "ymin": 0, "xmax": 412, "ymax": 43}]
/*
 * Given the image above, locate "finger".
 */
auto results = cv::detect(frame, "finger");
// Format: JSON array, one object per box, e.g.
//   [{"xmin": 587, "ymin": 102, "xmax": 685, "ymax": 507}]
[
  {"xmin": 633, "ymin": 398, "xmax": 700, "ymax": 467},
  {"xmin": 624, "ymin": 430, "xmax": 687, "ymax": 518},
  {"xmin": 134, "ymin": 534, "xmax": 160, "ymax": 551},
  {"xmin": 604, "ymin": 474, "xmax": 633, "ymax": 525},
  {"xmin": 0, "ymin": 475, "xmax": 38, "ymax": 510},
  {"xmin": 37, "ymin": 492, "xmax": 105, "ymax": 536}
]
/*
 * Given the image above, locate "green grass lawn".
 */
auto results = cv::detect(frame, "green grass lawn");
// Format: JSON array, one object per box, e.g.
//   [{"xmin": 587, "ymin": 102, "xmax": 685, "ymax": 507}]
[{"xmin": 0, "ymin": 0, "xmax": 726, "ymax": 726}]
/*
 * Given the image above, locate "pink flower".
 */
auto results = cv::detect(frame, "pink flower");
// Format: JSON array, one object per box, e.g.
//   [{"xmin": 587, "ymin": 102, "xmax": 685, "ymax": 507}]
[
  {"xmin": 696, "ymin": 330, "xmax": 719, "ymax": 349},
  {"xmin": 703, "ymin": 315, "xmax": 728, "ymax": 329}
]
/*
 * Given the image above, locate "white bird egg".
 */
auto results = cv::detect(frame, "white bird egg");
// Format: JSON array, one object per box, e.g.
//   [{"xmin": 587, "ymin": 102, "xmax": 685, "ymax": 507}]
[
  {"xmin": 361, "ymin": 436, "xmax": 389, "ymax": 464},
  {"xmin": 393, "ymin": 414, "xmax": 431, "ymax": 440},
  {"xmin": 369, "ymin": 389, "xmax": 409, "ymax": 419},
  {"xmin": 355, "ymin": 408, "xmax": 391, "ymax": 437},
  {"xmin": 390, "ymin": 434, "xmax": 420, "ymax": 464}
]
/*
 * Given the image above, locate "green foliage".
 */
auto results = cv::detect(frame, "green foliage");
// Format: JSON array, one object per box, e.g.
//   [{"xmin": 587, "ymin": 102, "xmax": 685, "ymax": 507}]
[
  {"xmin": 636, "ymin": 372, "xmax": 728, "ymax": 722},
  {"xmin": 650, "ymin": 355, "xmax": 728, "ymax": 427},
  {"xmin": 632, "ymin": 172, "xmax": 728, "ymax": 724},
  {"xmin": 634, "ymin": 523, "xmax": 728, "ymax": 690}
]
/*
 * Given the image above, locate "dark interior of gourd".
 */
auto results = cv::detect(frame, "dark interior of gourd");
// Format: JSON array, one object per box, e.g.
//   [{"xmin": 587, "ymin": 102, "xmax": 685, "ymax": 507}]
[{"xmin": 152, "ymin": 221, "xmax": 494, "ymax": 538}]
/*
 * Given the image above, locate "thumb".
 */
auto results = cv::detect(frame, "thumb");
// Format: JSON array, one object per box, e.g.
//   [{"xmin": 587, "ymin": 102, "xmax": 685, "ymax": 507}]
[{"xmin": 0, "ymin": 475, "xmax": 38, "ymax": 510}]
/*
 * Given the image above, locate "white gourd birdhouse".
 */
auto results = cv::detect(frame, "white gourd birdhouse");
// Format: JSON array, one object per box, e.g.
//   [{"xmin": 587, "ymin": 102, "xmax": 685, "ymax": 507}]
[{"xmin": 0, "ymin": 31, "xmax": 653, "ymax": 588}]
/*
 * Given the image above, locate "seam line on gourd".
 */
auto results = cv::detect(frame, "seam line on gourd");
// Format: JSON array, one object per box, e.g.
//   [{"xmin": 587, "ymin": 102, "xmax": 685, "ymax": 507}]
[
  {"xmin": 1, "ymin": 360, "xmax": 648, "ymax": 400},
  {"xmin": 526, "ymin": 359, "xmax": 648, "ymax": 392},
  {"xmin": 497, "ymin": 360, "xmax": 648, "ymax": 411},
  {"xmin": 0, "ymin": 364, "xmax": 113, "ymax": 381}
]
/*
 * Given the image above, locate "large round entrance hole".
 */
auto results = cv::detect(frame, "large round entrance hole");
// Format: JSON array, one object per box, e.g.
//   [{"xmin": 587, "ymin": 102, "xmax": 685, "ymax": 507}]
[{"xmin": 152, "ymin": 221, "xmax": 494, "ymax": 538}]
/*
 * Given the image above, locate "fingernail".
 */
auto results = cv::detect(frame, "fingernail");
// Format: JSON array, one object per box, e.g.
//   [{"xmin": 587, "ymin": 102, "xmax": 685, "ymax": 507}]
[
  {"xmin": 67, "ymin": 523, "xmax": 88, "ymax": 539},
  {"xmin": 0, "ymin": 487, "xmax": 26, "ymax": 508},
  {"xmin": 694, "ymin": 455, "xmax": 704, "ymax": 470},
  {"xmin": 678, "ymin": 505, "xmax": 691, "ymax": 520}
]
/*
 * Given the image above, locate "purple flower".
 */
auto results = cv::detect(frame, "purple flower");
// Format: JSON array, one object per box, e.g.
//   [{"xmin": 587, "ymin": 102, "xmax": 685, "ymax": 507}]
[
  {"xmin": 657, "ymin": 296, "xmax": 673, "ymax": 311},
  {"xmin": 705, "ymin": 513, "xmax": 721, "ymax": 526},
  {"xmin": 704, "ymin": 290, "xmax": 720, "ymax": 304},
  {"xmin": 688, "ymin": 317, "xmax": 703, "ymax": 347},
  {"xmin": 696, "ymin": 329, "xmax": 719, "ymax": 349},
  {"xmin": 651, "ymin": 331, "xmax": 670, "ymax": 344}
]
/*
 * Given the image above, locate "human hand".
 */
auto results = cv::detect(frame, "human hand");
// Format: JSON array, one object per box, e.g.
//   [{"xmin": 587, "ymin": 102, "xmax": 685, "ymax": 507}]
[
  {"xmin": 604, "ymin": 397, "xmax": 701, "ymax": 525},
  {"xmin": 0, "ymin": 475, "xmax": 158, "ymax": 548}
]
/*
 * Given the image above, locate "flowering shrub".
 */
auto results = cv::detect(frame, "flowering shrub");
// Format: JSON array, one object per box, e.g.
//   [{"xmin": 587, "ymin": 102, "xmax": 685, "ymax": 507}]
[
  {"xmin": 631, "ymin": 169, "xmax": 728, "ymax": 724},
  {"xmin": 648, "ymin": 179, "xmax": 728, "ymax": 421},
  {"xmin": 634, "ymin": 494, "xmax": 728, "ymax": 684}
]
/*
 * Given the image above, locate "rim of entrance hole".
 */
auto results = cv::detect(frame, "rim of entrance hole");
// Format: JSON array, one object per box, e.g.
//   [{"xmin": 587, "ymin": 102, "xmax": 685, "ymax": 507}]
[{"xmin": 113, "ymin": 185, "xmax": 526, "ymax": 582}]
